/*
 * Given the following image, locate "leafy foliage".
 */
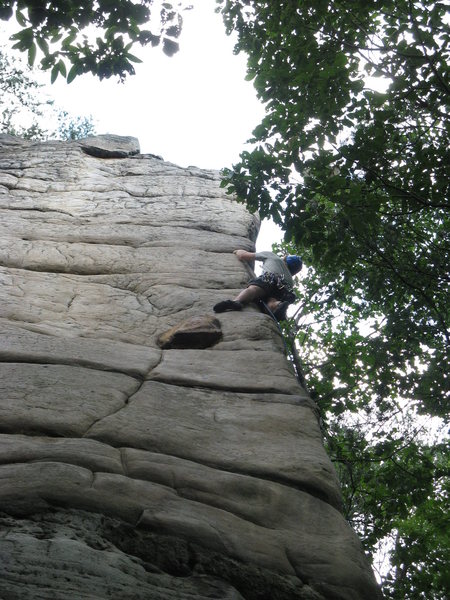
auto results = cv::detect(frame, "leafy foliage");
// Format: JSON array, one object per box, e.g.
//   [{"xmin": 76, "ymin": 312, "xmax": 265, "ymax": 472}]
[
  {"xmin": 0, "ymin": 46, "xmax": 95, "ymax": 139},
  {"xmin": 326, "ymin": 418, "xmax": 449, "ymax": 599},
  {"xmin": 55, "ymin": 110, "xmax": 96, "ymax": 140},
  {"xmin": 0, "ymin": 0, "xmax": 191, "ymax": 81},
  {"xmin": 218, "ymin": 0, "xmax": 449, "ymax": 597}
]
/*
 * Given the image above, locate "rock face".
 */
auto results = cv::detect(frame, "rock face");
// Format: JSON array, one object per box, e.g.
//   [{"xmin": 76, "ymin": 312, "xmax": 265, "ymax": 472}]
[{"xmin": 0, "ymin": 135, "xmax": 381, "ymax": 600}]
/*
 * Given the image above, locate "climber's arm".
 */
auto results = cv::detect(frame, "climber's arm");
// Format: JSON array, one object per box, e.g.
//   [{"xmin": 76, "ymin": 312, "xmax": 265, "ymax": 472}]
[{"xmin": 233, "ymin": 249, "xmax": 256, "ymax": 262}]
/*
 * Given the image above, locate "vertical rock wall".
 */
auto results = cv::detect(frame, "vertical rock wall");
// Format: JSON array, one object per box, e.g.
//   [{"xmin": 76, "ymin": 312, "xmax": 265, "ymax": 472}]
[{"xmin": 0, "ymin": 135, "xmax": 381, "ymax": 600}]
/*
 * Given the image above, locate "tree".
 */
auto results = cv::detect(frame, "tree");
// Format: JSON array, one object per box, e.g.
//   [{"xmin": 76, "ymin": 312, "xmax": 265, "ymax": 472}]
[
  {"xmin": 0, "ymin": 0, "xmax": 191, "ymax": 82},
  {"xmin": 0, "ymin": 45, "xmax": 95, "ymax": 139},
  {"xmin": 323, "ymin": 411, "xmax": 449, "ymax": 599},
  {"xmin": 217, "ymin": 1, "xmax": 449, "ymax": 597}
]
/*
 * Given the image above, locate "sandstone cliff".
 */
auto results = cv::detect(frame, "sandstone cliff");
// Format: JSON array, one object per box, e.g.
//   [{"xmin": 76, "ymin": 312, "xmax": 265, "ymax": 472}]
[{"xmin": 0, "ymin": 134, "xmax": 381, "ymax": 600}]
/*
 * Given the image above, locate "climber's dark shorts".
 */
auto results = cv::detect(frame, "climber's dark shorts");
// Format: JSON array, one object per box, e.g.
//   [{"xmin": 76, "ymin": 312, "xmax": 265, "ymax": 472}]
[{"xmin": 248, "ymin": 272, "xmax": 296, "ymax": 303}]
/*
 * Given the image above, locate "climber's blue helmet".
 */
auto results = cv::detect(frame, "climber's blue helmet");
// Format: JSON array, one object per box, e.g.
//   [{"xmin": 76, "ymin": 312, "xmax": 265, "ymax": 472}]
[{"xmin": 285, "ymin": 255, "xmax": 302, "ymax": 275}]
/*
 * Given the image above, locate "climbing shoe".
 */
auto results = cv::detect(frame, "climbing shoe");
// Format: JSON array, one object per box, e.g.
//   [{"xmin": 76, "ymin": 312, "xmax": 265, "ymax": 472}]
[{"xmin": 213, "ymin": 300, "xmax": 243, "ymax": 313}]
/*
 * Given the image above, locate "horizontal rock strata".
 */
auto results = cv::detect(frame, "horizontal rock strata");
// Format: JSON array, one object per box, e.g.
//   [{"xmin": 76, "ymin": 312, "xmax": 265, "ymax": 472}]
[{"xmin": 0, "ymin": 134, "xmax": 381, "ymax": 600}]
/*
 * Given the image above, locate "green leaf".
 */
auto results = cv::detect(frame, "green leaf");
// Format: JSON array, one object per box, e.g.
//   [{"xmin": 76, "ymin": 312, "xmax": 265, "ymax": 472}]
[
  {"xmin": 36, "ymin": 37, "xmax": 49, "ymax": 55},
  {"xmin": 66, "ymin": 64, "xmax": 78, "ymax": 84},
  {"xmin": 334, "ymin": 52, "xmax": 347, "ymax": 67},
  {"xmin": 15, "ymin": 9, "xmax": 27, "ymax": 27},
  {"xmin": 50, "ymin": 63, "xmax": 59, "ymax": 83},
  {"xmin": 62, "ymin": 30, "xmax": 77, "ymax": 48},
  {"xmin": 58, "ymin": 59, "xmax": 67, "ymax": 78},
  {"xmin": 10, "ymin": 27, "xmax": 33, "ymax": 49},
  {"xmin": 126, "ymin": 53, "xmax": 142, "ymax": 63},
  {"xmin": 27, "ymin": 42, "xmax": 36, "ymax": 66}
]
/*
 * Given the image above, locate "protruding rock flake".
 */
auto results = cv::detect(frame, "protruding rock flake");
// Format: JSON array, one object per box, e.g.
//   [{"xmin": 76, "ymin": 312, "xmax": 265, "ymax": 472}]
[
  {"xmin": 0, "ymin": 134, "xmax": 382, "ymax": 600},
  {"xmin": 157, "ymin": 315, "xmax": 223, "ymax": 349}
]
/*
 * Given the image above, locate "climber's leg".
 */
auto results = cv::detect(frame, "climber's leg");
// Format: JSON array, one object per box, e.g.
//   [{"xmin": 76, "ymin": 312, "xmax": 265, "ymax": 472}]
[{"xmin": 234, "ymin": 285, "xmax": 266, "ymax": 304}]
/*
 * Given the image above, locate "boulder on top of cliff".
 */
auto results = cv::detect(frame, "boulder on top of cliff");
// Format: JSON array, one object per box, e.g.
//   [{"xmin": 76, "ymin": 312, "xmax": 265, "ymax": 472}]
[{"xmin": 78, "ymin": 134, "xmax": 140, "ymax": 158}]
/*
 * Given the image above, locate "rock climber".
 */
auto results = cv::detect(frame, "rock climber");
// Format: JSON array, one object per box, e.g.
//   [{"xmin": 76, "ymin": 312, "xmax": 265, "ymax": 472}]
[{"xmin": 213, "ymin": 249, "xmax": 302, "ymax": 321}]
